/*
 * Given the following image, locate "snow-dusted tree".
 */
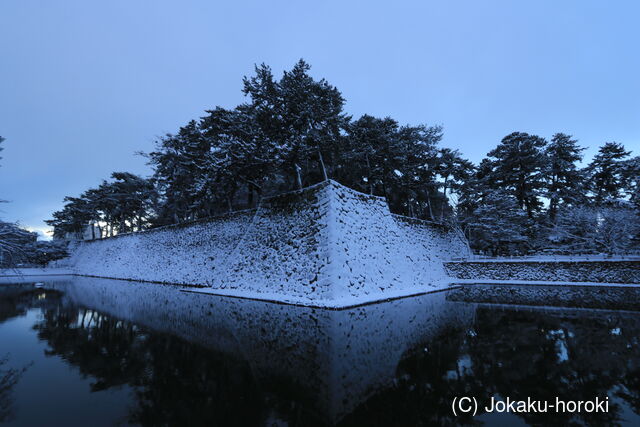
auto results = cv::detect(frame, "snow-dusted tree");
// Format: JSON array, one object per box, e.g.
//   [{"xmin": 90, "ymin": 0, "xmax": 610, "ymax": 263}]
[
  {"xmin": 242, "ymin": 59, "xmax": 349, "ymax": 189},
  {"xmin": 585, "ymin": 142, "xmax": 631, "ymax": 205},
  {"xmin": 544, "ymin": 133, "xmax": 586, "ymax": 222},
  {"xmin": 341, "ymin": 114, "xmax": 398, "ymax": 195},
  {"xmin": 341, "ymin": 115, "xmax": 445, "ymax": 219},
  {"xmin": 200, "ymin": 105, "xmax": 277, "ymax": 209},
  {"xmin": 21, "ymin": 240, "xmax": 69, "ymax": 266},
  {"xmin": 596, "ymin": 206, "xmax": 640, "ymax": 254},
  {"xmin": 455, "ymin": 159, "xmax": 490, "ymax": 238},
  {"xmin": 485, "ymin": 132, "xmax": 548, "ymax": 218},
  {"xmin": 435, "ymin": 147, "xmax": 474, "ymax": 221},
  {"xmin": 0, "ymin": 222, "xmax": 36, "ymax": 266},
  {"xmin": 45, "ymin": 196, "xmax": 94, "ymax": 239},
  {"xmin": 466, "ymin": 189, "xmax": 529, "ymax": 255},
  {"xmin": 550, "ymin": 205, "xmax": 639, "ymax": 254},
  {"xmin": 147, "ymin": 121, "xmax": 210, "ymax": 224},
  {"xmin": 47, "ymin": 172, "xmax": 156, "ymax": 238},
  {"xmin": 622, "ymin": 156, "xmax": 640, "ymax": 207},
  {"xmin": 101, "ymin": 172, "xmax": 157, "ymax": 233}
]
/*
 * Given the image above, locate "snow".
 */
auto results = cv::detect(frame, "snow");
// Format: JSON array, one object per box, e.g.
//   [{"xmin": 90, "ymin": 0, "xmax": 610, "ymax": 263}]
[
  {"xmin": 59, "ymin": 180, "xmax": 469, "ymax": 307},
  {"xmin": 0, "ymin": 267, "xmax": 73, "ymax": 277}
]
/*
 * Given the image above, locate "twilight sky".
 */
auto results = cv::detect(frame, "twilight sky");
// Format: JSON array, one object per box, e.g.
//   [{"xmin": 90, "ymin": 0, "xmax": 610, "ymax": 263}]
[{"xmin": 1, "ymin": 0, "xmax": 639, "ymax": 238}]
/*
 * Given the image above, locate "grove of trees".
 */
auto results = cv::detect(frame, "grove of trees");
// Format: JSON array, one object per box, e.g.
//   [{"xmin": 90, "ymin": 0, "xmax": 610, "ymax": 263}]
[{"xmin": 44, "ymin": 60, "xmax": 640, "ymax": 256}]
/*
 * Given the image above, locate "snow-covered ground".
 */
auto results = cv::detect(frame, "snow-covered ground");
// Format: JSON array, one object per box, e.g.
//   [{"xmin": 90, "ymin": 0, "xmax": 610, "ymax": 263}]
[{"xmin": 53, "ymin": 180, "xmax": 469, "ymax": 307}]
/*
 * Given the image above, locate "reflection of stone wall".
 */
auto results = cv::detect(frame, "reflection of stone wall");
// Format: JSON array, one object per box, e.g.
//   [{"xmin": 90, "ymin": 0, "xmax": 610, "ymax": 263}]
[
  {"xmin": 49, "ymin": 277, "xmax": 474, "ymax": 424},
  {"xmin": 445, "ymin": 260, "xmax": 640, "ymax": 284},
  {"xmin": 66, "ymin": 180, "xmax": 469, "ymax": 307},
  {"xmin": 447, "ymin": 284, "xmax": 640, "ymax": 310}
]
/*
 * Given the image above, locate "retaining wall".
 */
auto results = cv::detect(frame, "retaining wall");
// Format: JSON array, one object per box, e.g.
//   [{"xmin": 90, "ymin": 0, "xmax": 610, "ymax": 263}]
[
  {"xmin": 444, "ymin": 260, "xmax": 640, "ymax": 284},
  {"xmin": 65, "ymin": 180, "xmax": 469, "ymax": 306}
]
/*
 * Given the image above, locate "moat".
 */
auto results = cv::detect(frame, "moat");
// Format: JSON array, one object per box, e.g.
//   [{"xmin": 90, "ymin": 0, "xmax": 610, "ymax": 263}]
[{"xmin": 1, "ymin": 277, "xmax": 640, "ymax": 426}]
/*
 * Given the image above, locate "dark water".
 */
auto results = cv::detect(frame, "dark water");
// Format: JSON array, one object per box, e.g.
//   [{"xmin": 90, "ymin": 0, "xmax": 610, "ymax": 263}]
[{"xmin": 1, "ymin": 278, "xmax": 640, "ymax": 426}]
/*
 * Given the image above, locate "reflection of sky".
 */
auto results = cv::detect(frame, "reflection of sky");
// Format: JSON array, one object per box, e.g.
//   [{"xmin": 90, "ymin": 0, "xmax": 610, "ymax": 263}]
[
  {"xmin": 0, "ymin": 310, "xmax": 133, "ymax": 425},
  {"xmin": 1, "ymin": 1, "xmax": 639, "ymax": 234}
]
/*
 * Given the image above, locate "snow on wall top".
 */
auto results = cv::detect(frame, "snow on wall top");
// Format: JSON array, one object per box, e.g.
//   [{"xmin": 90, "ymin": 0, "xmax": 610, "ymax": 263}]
[{"xmin": 67, "ymin": 180, "xmax": 468, "ymax": 306}]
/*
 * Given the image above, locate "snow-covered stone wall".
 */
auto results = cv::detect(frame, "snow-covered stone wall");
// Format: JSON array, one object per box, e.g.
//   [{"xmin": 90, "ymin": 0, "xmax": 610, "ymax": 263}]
[
  {"xmin": 445, "ymin": 260, "xmax": 640, "ymax": 284},
  {"xmin": 67, "ymin": 210, "xmax": 256, "ymax": 285},
  {"xmin": 393, "ymin": 215, "xmax": 470, "ymax": 261},
  {"xmin": 66, "ymin": 180, "xmax": 469, "ymax": 307}
]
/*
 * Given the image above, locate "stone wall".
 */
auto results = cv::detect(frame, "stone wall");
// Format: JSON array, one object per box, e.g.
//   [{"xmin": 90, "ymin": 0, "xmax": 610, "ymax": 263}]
[
  {"xmin": 65, "ymin": 180, "xmax": 468, "ymax": 307},
  {"xmin": 445, "ymin": 260, "xmax": 640, "ymax": 284}
]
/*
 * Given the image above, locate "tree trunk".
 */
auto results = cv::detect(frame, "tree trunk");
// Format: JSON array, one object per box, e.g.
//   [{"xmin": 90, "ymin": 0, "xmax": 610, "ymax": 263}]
[
  {"xmin": 318, "ymin": 149, "xmax": 328, "ymax": 181},
  {"xmin": 365, "ymin": 154, "xmax": 374, "ymax": 195},
  {"xmin": 424, "ymin": 187, "xmax": 435, "ymax": 221},
  {"xmin": 247, "ymin": 187, "xmax": 254, "ymax": 208},
  {"xmin": 440, "ymin": 178, "xmax": 448, "ymax": 222},
  {"xmin": 295, "ymin": 164, "xmax": 302, "ymax": 189}
]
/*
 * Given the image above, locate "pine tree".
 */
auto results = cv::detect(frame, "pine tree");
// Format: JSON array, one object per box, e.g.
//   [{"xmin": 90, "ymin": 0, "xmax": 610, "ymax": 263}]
[
  {"xmin": 242, "ymin": 59, "xmax": 349, "ymax": 189},
  {"xmin": 586, "ymin": 142, "xmax": 631, "ymax": 204},
  {"xmin": 486, "ymin": 132, "xmax": 547, "ymax": 218},
  {"xmin": 342, "ymin": 115, "xmax": 444, "ymax": 219},
  {"xmin": 147, "ymin": 121, "xmax": 210, "ymax": 223},
  {"xmin": 341, "ymin": 114, "xmax": 399, "ymax": 195},
  {"xmin": 622, "ymin": 156, "xmax": 640, "ymax": 206},
  {"xmin": 435, "ymin": 148, "xmax": 474, "ymax": 221},
  {"xmin": 545, "ymin": 133, "xmax": 586, "ymax": 222},
  {"xmin": 466, "ymin": 189, "xmax": 528, "ymax": 255}
]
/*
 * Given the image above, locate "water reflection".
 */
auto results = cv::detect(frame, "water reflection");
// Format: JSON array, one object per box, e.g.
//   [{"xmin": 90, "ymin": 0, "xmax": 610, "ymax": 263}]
[
  {"xmin": 1, "ymin": 278, "xmax": 640, "ymax": 425},
  {"xmin": 0, "ymin": 355, "xmax": 29, "ymax": 423}
]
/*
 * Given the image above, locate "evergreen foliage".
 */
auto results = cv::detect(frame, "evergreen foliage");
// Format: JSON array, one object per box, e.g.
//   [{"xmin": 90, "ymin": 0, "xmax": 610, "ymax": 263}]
[{"xmin": 43, "ymin": 61, "xmax": 639, "ymax": 256}]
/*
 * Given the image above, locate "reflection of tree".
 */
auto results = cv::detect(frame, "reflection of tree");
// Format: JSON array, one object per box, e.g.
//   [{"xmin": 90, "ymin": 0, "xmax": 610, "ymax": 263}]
[
  {"xmin": 11, "ymin": 288, "xmax": 640, "ymax": 425},
  {"xmin": 467, "ymin": 308, "xmax": 629, "ymax": 426},
  {"xmin": 33, "ymin": 305, "xmax": 270, "ymax": 426},
  {"xmin": 342, "ymin": 307, "xmax": 640, "ymax": 426},
  {"xmin": 340, "ymin": 325, "xmax": 483, "ymax": 426},
  {"xmin": 0, "ymin": 287, "xmax": 63, "ymax": 324},
  {"xmin": 0, "ymin": 298, "xmax": 25, "ymax": 324},
  {"xmin": 618, "ymin": 369, "xmax": 640, "ymax": 415},
  {"xmin": 127, "ymin": 334, "xmax": 264, "ymax": 426},
  {"xmin": 0, "ymin": 354, "xmax": 30, "ymax": 423}
]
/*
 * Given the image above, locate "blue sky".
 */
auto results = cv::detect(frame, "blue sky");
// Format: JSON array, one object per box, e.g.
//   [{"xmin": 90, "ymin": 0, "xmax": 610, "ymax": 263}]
[{"xmin": 1, "ymin": 0, "xmax": 639, "ymax": 237}]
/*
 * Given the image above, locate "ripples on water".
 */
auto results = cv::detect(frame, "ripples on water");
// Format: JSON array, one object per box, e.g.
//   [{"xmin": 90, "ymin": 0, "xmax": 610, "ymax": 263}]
[{"xmin": 1, "ymin": 278, "xmax": 640, "ymax": 426}]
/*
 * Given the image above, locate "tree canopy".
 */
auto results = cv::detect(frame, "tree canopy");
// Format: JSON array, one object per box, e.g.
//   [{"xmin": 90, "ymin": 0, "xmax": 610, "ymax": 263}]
[{"xmin": 45, "ymin": 60, "xmax": 640, "ymax": 256}]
